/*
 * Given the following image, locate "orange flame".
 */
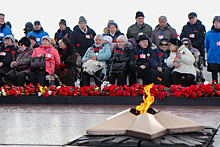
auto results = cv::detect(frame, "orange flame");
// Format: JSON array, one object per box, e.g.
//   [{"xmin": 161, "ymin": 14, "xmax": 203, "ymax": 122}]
[
  {"xmin": 157, "ymin": 77, "xmax": 162, "ymax": 82},
  {"xmin": 136, "ymin": 83, "xmax": 154, "ymax": 114}
]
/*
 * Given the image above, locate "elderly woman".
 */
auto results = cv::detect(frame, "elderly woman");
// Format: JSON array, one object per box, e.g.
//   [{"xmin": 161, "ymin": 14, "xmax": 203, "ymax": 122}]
[
  {"xmin": 8, "ymin": 37, "xmax": 33, "ymax": 86},
  {"xmin": 167, "ymin": 38, "xmax": 196, "ymax": 86},
  {"xmin": 129, "ymin": 34, "xmax": 153, "ymax": 85},
  {"xmin": 28, "ymin": 36, "xmax": 60, "ymax": 86},
  {"xmin": 108, "ymin": 35, "xmax": 131, "ymax": 86},
  {"xmin": 151, "ymin": 16, "xmax": 177, "ymax": 47},
  {"xmin": 149, "ymin": 38, "xmax": 172, "ymax": 87},
  {"xmin": 105, "ymin": 22, "xmax": 124, "ymax": 42},
  {"xmin": 181, "ymin": 38, "xmax": 203, "ymax": 82},
  {"xmin": 57, "ymin": 37, "xmax": 77, "ymax": 86},
  {"xmin": 81, "ymin": 34, "xmax": 111, "ymax": 86},
  {"xmin": 0, "ymin": 35, "xmax": 17, "ymax": 86}
]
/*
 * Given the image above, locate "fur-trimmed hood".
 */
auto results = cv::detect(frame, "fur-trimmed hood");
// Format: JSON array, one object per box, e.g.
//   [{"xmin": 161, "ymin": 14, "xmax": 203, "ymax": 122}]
[{"xmin": 111, "ymin": 42, "xmax": 132, "ymax": 52}]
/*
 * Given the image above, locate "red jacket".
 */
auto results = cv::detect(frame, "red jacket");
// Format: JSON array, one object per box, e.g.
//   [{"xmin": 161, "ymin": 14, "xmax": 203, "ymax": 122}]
[{"xmin": 31, "ymin": 45, "xmax": 60, "ymax": 75}]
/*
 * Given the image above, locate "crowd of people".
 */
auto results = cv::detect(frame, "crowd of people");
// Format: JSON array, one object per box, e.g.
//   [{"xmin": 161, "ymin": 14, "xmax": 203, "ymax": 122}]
[{"xmin": 0, "ymin": 11, "xmax": 220, "ymax": 88}]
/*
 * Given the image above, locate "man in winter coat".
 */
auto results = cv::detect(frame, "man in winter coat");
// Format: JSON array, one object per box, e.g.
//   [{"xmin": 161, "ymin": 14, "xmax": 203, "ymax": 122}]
[
  {"xmin": 180, "ymin": 12, "xmax": 206, "ymax": 64},
  {"xmin": 151, "ymin": 16, "xmax": 177, "ymax": 47},
  {"xmin": 70, "ymin": 16, "xmax": 96, "ymax": 56},
  {"xmin": 127, "ymin": 11, "xmax": 152, "ymax": 42},
  {"xmin": 27, "ymin": 20, "xmax": 49, "ymax": 45},
  {"xmin": 0, "ymin": 13, "xmax": 12, "ymax": 44},
  {"xmin": 205, "ymin": 16, "xmax": 220, "ymax": 83},
  {"xmin": 54, "ymin": 19, "xmax": 72, "ymax": 45}
]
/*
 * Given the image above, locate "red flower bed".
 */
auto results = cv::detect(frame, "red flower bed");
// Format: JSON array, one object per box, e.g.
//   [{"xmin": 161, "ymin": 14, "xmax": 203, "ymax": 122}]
[{"xmin": 0, "ymin": 81, "xmax": 219, "ymax": 100}]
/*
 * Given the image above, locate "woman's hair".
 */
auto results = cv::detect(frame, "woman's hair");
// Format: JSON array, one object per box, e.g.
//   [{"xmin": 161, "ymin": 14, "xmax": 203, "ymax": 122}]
[
  {"xmin": 94, "ymin": 34, "xmax": 104, "ymax": 41},
  {"xmin": 50, "ymin": 38, "xmax": 56, "ymax": 46}
]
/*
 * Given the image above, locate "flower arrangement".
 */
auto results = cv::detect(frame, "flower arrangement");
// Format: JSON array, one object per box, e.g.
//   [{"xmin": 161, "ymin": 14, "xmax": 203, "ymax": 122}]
[{"xmin": 1, "ymin": 81, "xmax": 220, "ymax": 100}]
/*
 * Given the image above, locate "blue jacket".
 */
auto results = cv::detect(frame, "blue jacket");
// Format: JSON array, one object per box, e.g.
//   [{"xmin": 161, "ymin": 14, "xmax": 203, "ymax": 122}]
[
  {"xmin": 205, "ymin": 27, "xmax": 220, "ymax": 64},
  {"xmin": 82, "ymin": 42, "xmax": 111, "ymax": 75},
  {"xmin": 27, "ymin": 28, "xmax": 49, "ymax": 45},
  {"xmin": 149, "ymin": 47, "xmax": 171, "ymax": 71},
  {"xmin": 0, "ymin": 23, "xmax": 12, "ymax": 42}
]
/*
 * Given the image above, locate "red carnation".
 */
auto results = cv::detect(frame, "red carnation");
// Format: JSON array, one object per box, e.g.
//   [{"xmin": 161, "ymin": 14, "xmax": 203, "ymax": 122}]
[
  {"xmin": 94, "ymin": 48, "xmax": 98, "ymax": 52},
  {"xmin": 5, "ymin": 48, "xmax": 9, "ymax": 52},
  {"xmin": 44, "ymin": 92, "xmax": 49, "ymax": 98},
  {"xmin": 76, "ymin": 44, "xmax": 80, "ymax": 47},
  {"xmin": 24, "ymin": 51, "xmax": 27, "ymax": 54},
  {"xmin": 100, "ymin": 46, "xmax": 103, "ymax": 49},
  {"xmin": 113, "ymin": 40, "xmax": 117, "ymax": 42},
  {"xmin": 174, "ymin": 34, "xmax": 179, "ymax": 38},
  {"xmin": 104, "ymin": 86, "xmax": 108, "ymax": 92},
  {"xmin": 134, "ymin": 55, "xmax": 138, "ymax": 59},
  {"xmin": 158, "ymin": 53, "xmax": 164, "ymax": 57},
  {"xmin": 11, "ymin": 51, "xmax": 15, "ymax": 54},
  {"xmin": 52, "ymin": 91, "xmax": 55, "ymax": 96},
  {"xmin": 49, "ymin": 86, "xmax": 55, "ymax": 91}
]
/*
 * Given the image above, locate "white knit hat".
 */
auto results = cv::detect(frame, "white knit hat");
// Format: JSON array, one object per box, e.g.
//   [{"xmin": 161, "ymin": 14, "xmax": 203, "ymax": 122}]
[
  {"xmin": 104, "ymin": 36, "xmax": 113, "ymax": 44},
  {"xmin": 117, "ymin": 35, "xmax": 128, "ymax": 43}
]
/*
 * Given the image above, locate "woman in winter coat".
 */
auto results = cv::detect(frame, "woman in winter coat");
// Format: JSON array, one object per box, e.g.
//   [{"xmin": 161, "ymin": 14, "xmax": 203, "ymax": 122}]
[
  {"xmin": 205, "ymin": 16, "xmax": 220, "ymax": 83},
  {"xmin": 8, "ymin": 37, "xmax": 33, "ymax": 86},
  {"xmin": 28, "ymin": 36, "xmax": 60, "ymax": 86},
  {"xmin": 167, "ymin": 38, "xmax": 196, "ymax": 86},
  {"xmin": 181, "ymin": 37, "xmax": 203, "ymax": 82},
  {"xmin": 57, "ymin": 37, "xmax": 77, "ymax": 86},
  {"xmin": 108, "ymin": 35, "xmax": 131, "ymax": 86},
  {"xmin": 81, "ymin": 34, "xmax": 111, "ymax": 87},
  {"xmin": 149, "ymin": 38, "xmax": 172, "ymax": 87},
  {"xmin": 104, "ymin": 22, "xmax": 124, "ymax": 43},
  {"xmin": 129, "ymin": 34, "xmax": 153, "ymax": 85},
  {"xmin": 0, "ymin": 35, "xmax": 17, "ymax": 86}
]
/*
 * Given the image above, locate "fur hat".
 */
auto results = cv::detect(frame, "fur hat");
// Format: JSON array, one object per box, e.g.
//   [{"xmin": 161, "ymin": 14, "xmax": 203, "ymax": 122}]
[
  {"xmin": 137, "ymin": 34, "xmax": 148, "ymax": 43},
  {"xmin": 41, "ymin": 36, "xmax": 51, "ymax": 43},
  {"xmin": 213, "ymin": 16, "xmax": 220, "ymax": 23},
  {"xmin": 135, "ymin": 11, "xmax": 145, "ymax": 19},
  {"xmin": 4, "ymin": 35, "xmax": 15, "ymax": 44},
  {"xmin": 169, "ymin": 38, "xmax": 182, "ymax": 47},
  {"xmin": 18, "ymin": 37, "xmax": 31, "ymax": 47},
  {"xmin": 78, "ymin": 16, "xmax": 87, "ymax": 24},
  {"xmin": 28, "ymin": 35, "xmax": 36, "ymax": 42},
  {"xmin": 59, "ymin": 19, "xmax": 66, "ymax": 26},
  {"xmin": 117, "ymin": 35, "xmax": 128, "ymax": 43},
  {"xmin": 104, "ymin": 36, "xmax": 113, "ymax": 44}
]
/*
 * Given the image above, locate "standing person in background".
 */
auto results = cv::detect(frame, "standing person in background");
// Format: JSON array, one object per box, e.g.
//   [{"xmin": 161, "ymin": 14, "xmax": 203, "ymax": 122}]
[
  {"xmin": 28, "ymin": 35, "xmax": 40, "ymax": 49},
  {"xmin": 23, "ymin": 22, "xmax": 33, "ymax": 36},
  {"xmin": 0, "ymin": 13, "xmax": 12, "ymax": 44},
  {"xmin": 151, "ymin": 16, "xmax": 177, "ymax": 47},
  {"xmin": 54, "ymin": 19, "xmax": 72, "ymax": 44},
  {"xmin": 70, "ymin": 16, "xmax": 96, "ymax": 57},
  {"xmin": 103, "ymin": 20, "xmax": 114, "ymax": 36},
  {"xmin": 27, "ymin": 20, "xmax": 49, "ymax": 45},
  {"xmin": 104, "ymin": 22, "xmax": 124, "ymax": 43},
  {"xmin": 180, "ymin": 12, "xmax": 206, "ymax": 65},
  {"xmin": 127, "ymin": 11, "xmax": 152, "ymax": 42},
  {"xmin": 205, "ymin": 16, "xmax": 220, "ymax": 83}
]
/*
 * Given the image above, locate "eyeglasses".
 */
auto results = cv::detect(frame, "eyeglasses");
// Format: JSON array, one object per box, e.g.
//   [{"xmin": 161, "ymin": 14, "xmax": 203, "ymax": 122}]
[
  {"xmin": 161, "ymin": 44, "xmax": 168, "ymax": 46},
  {"xmin": 184, "ymin": 43, "xmax": 189, "ymax": 46},
  {"xmin": 19, "ymin": 43, "xmax": 23, "ymax": 46}
]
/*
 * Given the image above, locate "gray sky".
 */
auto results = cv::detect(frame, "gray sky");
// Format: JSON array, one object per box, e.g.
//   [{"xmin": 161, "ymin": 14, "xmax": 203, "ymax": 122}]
[{"xmin": 1, "ymin": 0, "xmax": 219, "ymax": 40}]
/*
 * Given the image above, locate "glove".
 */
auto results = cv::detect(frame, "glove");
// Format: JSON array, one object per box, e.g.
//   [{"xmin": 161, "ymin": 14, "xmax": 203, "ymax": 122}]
[
  {"xmin": 130, "ymin": 64, "xmax": 139, "ymax": 72},
  {"xmin": 114, "ymin": 57, "xmax": 119, "ymax": 62}
]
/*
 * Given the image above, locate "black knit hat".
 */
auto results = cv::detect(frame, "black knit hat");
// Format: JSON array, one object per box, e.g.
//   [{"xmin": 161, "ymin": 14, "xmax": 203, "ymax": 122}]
[
  {"xmin": 28, "ymin": 35, "xmax": 36, "ymax": 42},
  {"xmin": 169, "ymin": 38, "xmax": 182, "ymax": 47},
  {"xmin": 34, "ymin": 20, "xmax": 41, "ymax": 25},
  {"xmin": 135, "ymin": 11, "xmax": 145, "ymax": 19},
  {"xmin": 213, "ymin": 16, "xmax": 220, "ymax": 23},
  {"xmin": 23, "ymin": 22, "xmax": 33, "ymax": 32},
  {"xmin": 18, "ymin": 37, "xmax": 31, "ymax": 47},
  {"xmin": 59, "ymin": 19, "xmax": 66, "ymax": 26},
  {"xmin": 188, "ymin": 12, "xmax": 197, "ymax": 18}
]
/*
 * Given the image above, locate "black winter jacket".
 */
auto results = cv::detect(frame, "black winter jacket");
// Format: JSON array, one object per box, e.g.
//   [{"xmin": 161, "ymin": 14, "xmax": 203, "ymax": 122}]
[
  {"xmin": 54, "ymin": 27, "xmax": 72, "ymax": 44},
  {"xmin": 180, "ymin": 20, "xmax": 206, "ymax": 55},
  {"xmin": 0, "ymin": 45, "xmax": 17, "ymax": 75},
  {"xmin": 70, "ymin": 25, "xmax": 96, "ymax": 56},
  {"xmin": 105, "ymin": 30, "xmax": 124, "ymax": 42}
]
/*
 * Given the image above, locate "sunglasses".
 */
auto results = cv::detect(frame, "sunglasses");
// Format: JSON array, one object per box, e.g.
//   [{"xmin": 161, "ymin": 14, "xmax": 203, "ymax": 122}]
[
  {"xmin": 19, "ymin": 43, "xmax": 23, "ymax": 46},
  {"xmin": 184, "ymin": 43, "xmax": 189, "ymax": 45},
  {"xmin": 161, "ymin": 44, "xmax": 168, "ymax": 46}
]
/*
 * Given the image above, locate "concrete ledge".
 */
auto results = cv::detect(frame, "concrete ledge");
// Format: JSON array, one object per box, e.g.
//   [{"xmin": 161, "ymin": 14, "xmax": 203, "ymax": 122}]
[{"xmin": 0, "ymin": 96, "xmax": 220, "ymax": 106}]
